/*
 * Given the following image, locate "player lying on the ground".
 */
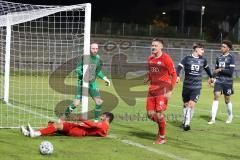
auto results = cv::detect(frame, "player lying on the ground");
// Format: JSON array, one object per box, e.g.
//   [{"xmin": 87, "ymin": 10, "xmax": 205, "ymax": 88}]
[{"xmin": 20, "ymin": 112, "xmax": 114, "ymax": 137}]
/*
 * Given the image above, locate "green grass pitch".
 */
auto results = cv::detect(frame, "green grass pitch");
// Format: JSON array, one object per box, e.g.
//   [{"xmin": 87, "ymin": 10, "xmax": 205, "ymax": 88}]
[{"xmin": 0, "ymin": 77, "xmax": 240, "ymax": 160}]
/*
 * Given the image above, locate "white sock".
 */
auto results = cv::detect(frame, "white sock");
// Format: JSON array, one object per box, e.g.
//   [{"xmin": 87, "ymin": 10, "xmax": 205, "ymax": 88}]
[
  {"xmin": 182, "ymin": 107, "xmax": 187, "ymax": 124},
  {"xmin": 184, "ymin": 108, "xmax": 191, "ymax": 125},
  {"xmin": 34, "ymin": 131, "xmax": 41, "ymax": 137},
  {"xmin": 211, "ymin": 100, "xmax": 219, "ymax": 121},
  {"xmin": 226, "ymin": 101, "xmax": 233, "ymax": 117},
  {"xmin": 190, "ymin": 108, "xmax": 195, "ymax": 119}
]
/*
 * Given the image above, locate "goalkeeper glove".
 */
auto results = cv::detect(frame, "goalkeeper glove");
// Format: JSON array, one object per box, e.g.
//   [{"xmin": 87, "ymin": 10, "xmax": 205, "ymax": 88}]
[{"xmin": 103, "ymin": 76, "xmax": 111, "ymax": 86}]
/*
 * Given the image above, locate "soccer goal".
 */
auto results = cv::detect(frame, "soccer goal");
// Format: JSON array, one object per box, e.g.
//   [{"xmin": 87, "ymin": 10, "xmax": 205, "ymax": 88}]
[{"xmin": 0, "ymin": 1, "xmax": 91, "ymax": 128}]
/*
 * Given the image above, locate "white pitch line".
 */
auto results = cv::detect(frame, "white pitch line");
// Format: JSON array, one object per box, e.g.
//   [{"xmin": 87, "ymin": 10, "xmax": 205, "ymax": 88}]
[
  {"xmin": 6, "ymin": 102, "xmax": 187, "ymax": 160},
  {"xmin": 109, "ymin": 134, "xmax": 187, "ymax": 160}
]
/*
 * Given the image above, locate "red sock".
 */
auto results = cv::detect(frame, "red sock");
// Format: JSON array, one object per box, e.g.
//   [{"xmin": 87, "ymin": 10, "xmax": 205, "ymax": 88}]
[
  {"xmin": 39, "ymin": 124, "xmax": 57, "ymax": 135},
  {"xmin": 150, "ymin": 113, "xmax": 166, "ymax": 137},
  {"xmin": 158, "ymin": 116, "xmax": 166, "ymax": 136}
]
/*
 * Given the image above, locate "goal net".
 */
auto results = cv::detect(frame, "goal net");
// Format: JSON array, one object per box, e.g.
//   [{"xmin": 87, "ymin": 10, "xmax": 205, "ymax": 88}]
[{"xmin": 0, "ymin": 1, "xmax": 91, "ymax": 128}]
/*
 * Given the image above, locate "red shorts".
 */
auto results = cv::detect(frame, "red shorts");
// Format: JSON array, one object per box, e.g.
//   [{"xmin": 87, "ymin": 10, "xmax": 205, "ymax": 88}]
[
  {"xmin": 62, "ymin": 122, "xmax": 86, "ymax": 137},
  {"xmin": 146, "ymin": 95, "xmax": 168, "ymax": 112}
]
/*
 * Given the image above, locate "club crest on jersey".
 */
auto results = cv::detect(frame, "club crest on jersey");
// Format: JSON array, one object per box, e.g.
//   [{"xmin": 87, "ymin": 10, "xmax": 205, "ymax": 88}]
[{"xmin": 157, "ymin": 61, "xmax": 161, "ymax": 65}]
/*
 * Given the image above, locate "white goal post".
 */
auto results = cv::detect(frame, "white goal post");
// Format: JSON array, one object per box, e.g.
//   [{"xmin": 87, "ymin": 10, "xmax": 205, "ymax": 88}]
[{"xmin": 0, "ymin": 1, "xmax": 91, "ymax": 128}]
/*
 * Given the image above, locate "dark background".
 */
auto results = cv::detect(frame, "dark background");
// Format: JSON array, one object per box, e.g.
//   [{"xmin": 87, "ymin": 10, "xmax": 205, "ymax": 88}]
[
  {"xmin": 5, "ymin": 0, "xmax": 240, "ymax": 41},
  {"xmin": 7, "ymin": 0, "xmax": 240, "ymax": 24}
]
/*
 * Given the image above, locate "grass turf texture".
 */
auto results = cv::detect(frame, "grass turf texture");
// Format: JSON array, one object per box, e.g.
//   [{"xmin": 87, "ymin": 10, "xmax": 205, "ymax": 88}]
[{"xmin": 0, "ymin": 77, "xmax": 240, "ymax": 160}]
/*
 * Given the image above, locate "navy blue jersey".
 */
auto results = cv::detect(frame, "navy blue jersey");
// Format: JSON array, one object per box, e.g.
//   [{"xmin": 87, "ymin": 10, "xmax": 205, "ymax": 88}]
[
  {"xmin": 215, "ymin": 53, "xmax": 235, "ymax": 85},
  {"xmin": 177, "ymin": 54, "xmax": 212, "ymax": 89}
]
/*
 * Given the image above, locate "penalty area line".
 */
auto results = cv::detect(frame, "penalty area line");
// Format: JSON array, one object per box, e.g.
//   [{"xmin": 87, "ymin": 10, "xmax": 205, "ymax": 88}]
[
  {"xmin": 109, "ymin": 134, "xmax": 187, "ymax": 160},
  {"xmin": 7, "ymin": 102, "xmax": 187, "ymax": 160}
]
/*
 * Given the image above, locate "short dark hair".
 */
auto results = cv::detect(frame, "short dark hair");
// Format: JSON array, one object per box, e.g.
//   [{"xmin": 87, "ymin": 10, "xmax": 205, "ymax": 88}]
[
  {"xmin": 152, "ymin": 38, "xmax": 164, "ymax": 45},
  {"xmin": 103, "ymin": 112, "xmax": 114, "ymax": 123},
  {"xmin": 91, "ymin": 42, "xmax": 98, "ymax": 45},
  {"xmin": 222, "ymin": 40, "xmax": 233, "ymax": 50},
  {"xmin": 193, "ymin": 43, "xmax": 204, "ymax": 50}
]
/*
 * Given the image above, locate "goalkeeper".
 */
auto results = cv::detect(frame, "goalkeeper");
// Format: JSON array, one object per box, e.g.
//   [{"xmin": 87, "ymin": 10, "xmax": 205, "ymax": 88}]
[{"xmin": 65, "ymin": 43, "xmax": 111, "ymax": 121}]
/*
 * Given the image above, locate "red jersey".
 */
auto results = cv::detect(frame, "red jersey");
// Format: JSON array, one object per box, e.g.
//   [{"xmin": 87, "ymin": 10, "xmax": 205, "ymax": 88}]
[
  {"xmin": 62, "ymin": 120, "xmax": 109, "ymax": 137},
  {"xmin": 147, "ymin": 52, "xmax": 177, "ymax": 90},
  {"xmin": 83, "ymin": 120, "xmax": 109, "ymax": 137}
]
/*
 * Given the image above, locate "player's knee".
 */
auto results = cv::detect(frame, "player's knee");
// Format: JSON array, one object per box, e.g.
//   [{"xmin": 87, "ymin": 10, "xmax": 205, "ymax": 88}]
[
  {"xmin": 188, "ymin": 101, "xmax": 196, "ymax": 108},
  {"xmin": 225, "ymin": 100, "xmax": 229, "ymax": 104},
  {"xmin": 147, "ymin": 111, "xmax": 155, "ymax": 119},
  {"xmin": 214, "ymin": 92, "xmax": 220, "ymax": 100},
  {"xmin": 184, "ymin": 102, "xmax": 189, "ymax": 108},
  {"xmin": 156, "ymin": 111, "xmax": 164, "ymax": 119},
  {"xmin": 214, "ymin": 95, "xmax": 220, "ymax": 100},
  {"xmin": 147, "ymin": 114, "xmax": 152, "ymax": 119},
  {"xmin": 224, "ymin": 97, "xmax": 230, "ymax": 104}
]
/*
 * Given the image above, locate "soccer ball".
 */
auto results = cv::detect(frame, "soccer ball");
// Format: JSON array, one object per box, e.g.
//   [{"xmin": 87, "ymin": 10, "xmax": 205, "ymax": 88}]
[{"xmin": 39, "ymin": 141, "xmax": 54, "ymax": 155}]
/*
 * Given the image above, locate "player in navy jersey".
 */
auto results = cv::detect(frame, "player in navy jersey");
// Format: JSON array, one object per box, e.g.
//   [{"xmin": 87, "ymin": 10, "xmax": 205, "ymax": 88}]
[
  {"xmin": 208, "ymin": 40, "xmax": 235, "ymax": 124},
  {"xmin": 176, "ymin": 43, "xmax": 213, "ymax": 131}
]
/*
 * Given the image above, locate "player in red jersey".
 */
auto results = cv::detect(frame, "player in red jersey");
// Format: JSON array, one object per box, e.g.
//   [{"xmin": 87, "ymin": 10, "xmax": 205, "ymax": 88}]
[
  {"xmin": 144, "ymin": 39, "xmax": 177, "ymax": 144},
  {"xmin": 20, "ymin": 112, "xmax": 114, "ymax": 138}
]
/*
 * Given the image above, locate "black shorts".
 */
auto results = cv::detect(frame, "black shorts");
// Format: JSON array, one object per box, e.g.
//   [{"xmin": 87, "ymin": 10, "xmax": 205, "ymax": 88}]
[
  {"xmin": 214, "ymin": 82, "xmax": 233, "ymax": 96},
  {"xmin": 182, "ymin": 88, "xmax": 201, "ymax": 103}
]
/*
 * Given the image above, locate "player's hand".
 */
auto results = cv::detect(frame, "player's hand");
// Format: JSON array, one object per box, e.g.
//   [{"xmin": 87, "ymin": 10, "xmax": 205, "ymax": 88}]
[
  {"xmin": 208, "ymin": 78, "xmax": 211, "ymax": 85},
  {"xmin": 78, "ymin": 116, "xmax": 86, "ymax": 121},
  {"xmin": 208, "ymin": 78, "xmax": 214, "ymax": 84},
  {"xmin": 165, "ymin": 91, "xmax": 172, "ymax": 98},
  {"xmin": 143, "ymin": 78, "xmax": 149, "ymax": 85},
  {"xmin": 208, "ymin": 78, "xmax": 215, "ymax": 87},
  {"xmin": 78, "ymin": 122, "xmax": 85, "ymax": 126},
  {"xmin": 176, "ymin": 77, "xmax": 180, "ymax": 83},
  {"xmin": 103, "ymin": 77, "xmax": 111, "ymax": 86},
  {"xmin": 58, "ymin": 119, "xmax": 65, "ymax": 124},
  {"xmin": 213, "ymin": 68, "xmax": 222, "ymax": 74},
  {"xmin": 207, "ymin": 78, "xmax": 212, "ymax": 86}
]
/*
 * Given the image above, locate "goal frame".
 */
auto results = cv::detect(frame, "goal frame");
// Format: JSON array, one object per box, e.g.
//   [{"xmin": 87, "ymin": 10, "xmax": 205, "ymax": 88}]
[{"xmin": 1, "ymin": 2, "xmax": 92, "ymax": 126}]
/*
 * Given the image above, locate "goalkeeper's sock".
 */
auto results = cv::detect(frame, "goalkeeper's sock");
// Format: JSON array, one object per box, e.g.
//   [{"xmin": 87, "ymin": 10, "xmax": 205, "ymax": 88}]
[
  {"xmin": 211, "ymin": 100, "xmax": 219, "ymax": 121},
  {"xmin": 39, "ymin": 124, "xmax": 57, "ymax": 136},
  {"xmin": 94, "ymin": 105, "xmax": 102, "ymax": 121},
  {"xmin": 65, "ymin": 102, "xmax": 76, "ymax": 116}
]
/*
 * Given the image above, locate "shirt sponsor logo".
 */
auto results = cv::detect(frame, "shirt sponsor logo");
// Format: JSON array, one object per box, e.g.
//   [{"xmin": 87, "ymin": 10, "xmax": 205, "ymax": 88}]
[{"xmin": 150, "ymin": 67, "xmax": 159, "ymax": 72}]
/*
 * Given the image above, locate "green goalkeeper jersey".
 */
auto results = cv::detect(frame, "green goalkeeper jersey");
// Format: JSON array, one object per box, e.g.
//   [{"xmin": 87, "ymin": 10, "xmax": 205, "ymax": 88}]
[{"xmin": 75, "ymin": 54, "xmax": 105, "ymax": 84}]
